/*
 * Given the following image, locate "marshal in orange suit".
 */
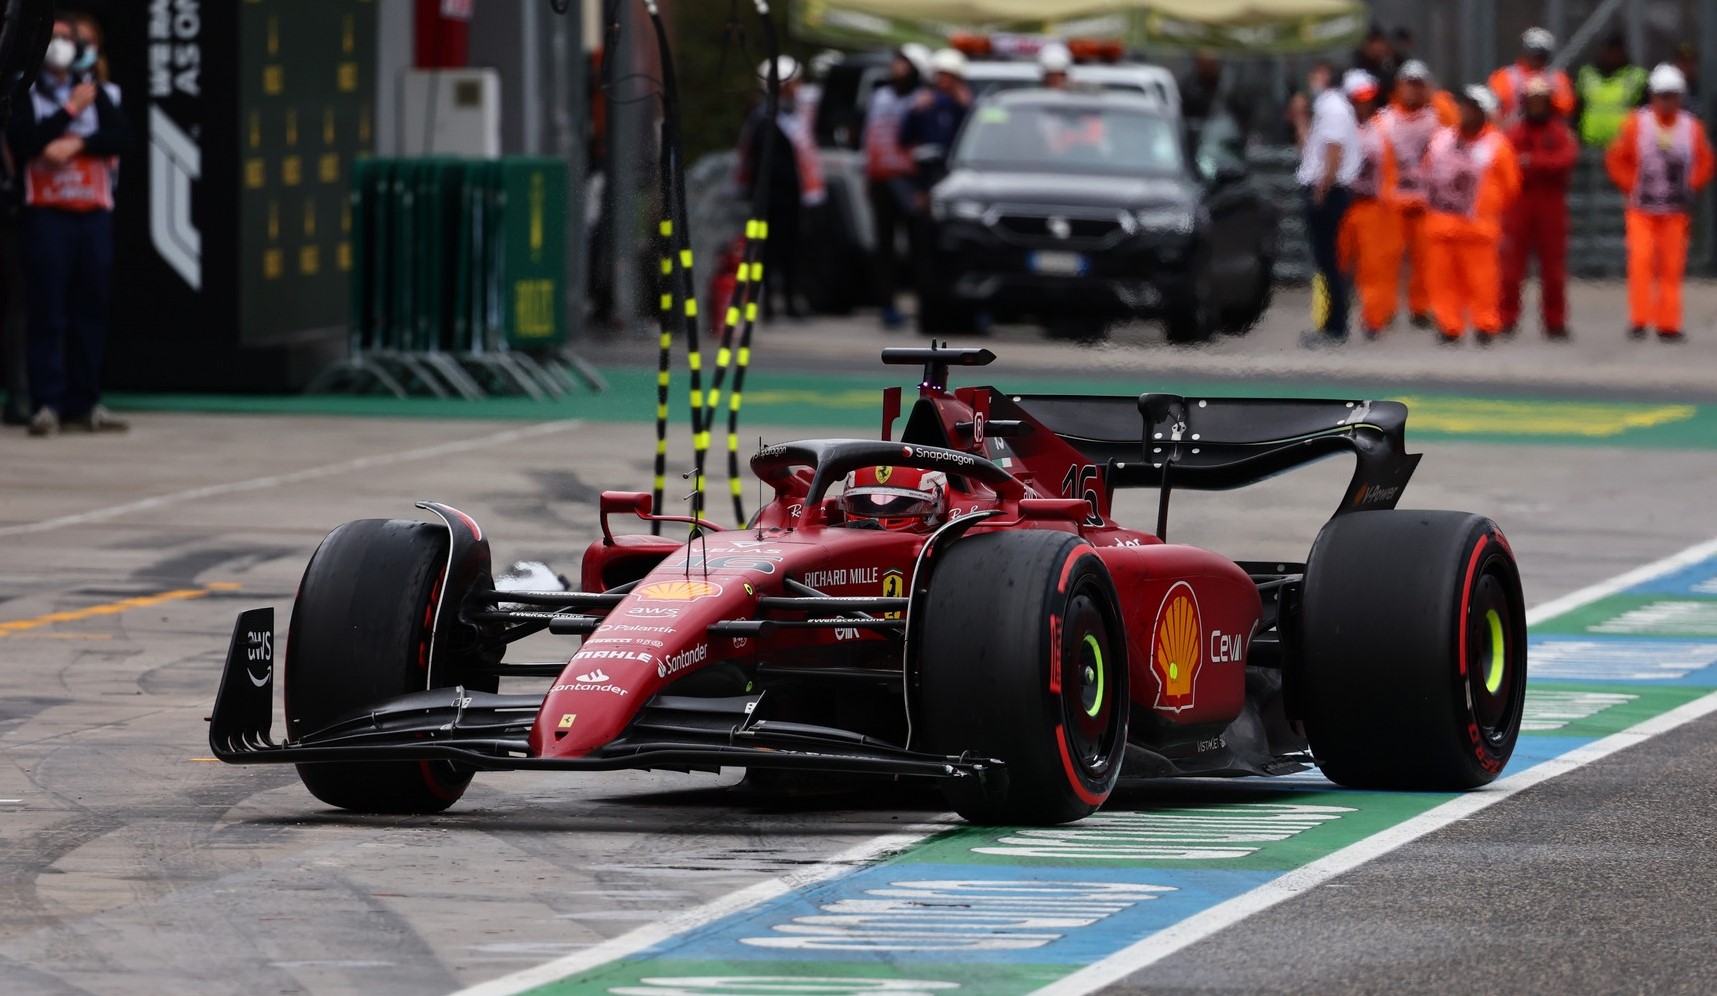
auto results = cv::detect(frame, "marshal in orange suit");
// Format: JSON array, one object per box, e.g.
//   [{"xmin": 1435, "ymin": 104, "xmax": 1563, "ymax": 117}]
[
  {"xmin": 1606, "ymin": 63, "xmax": 1716, "ymax": 341},
  {"xmin": 1337, "ymin": 70, "xmax": 1402, "ymax": 337},
  {"xmin": 1422, "ymin": 86, "xmax": 1521, "ymax": 344},
  {"xmin": 1376, "ymin": 60, "xmax": 1458, "ymax": 328}
]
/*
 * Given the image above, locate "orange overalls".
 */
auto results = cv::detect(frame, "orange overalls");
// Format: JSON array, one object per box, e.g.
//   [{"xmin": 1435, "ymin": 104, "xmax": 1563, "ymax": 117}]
[
  {"xmin": 1338, "ymin": 117, "xmax": 1402, "ymax": 334},
  {"xmin": 1606, "ymin": 107, "xmax": 1716, "ymax": 335},
  {"xmin": 1422, "ymin": 125, "xmax": 1521, "ymax": 339},
  {"xmin": 1377, "ymin": 93, "xmax": 1457, "ymax": 321},
  {"xmin": 1488, "ymin": 61, "xmax": 1576, "ymax": 122}
]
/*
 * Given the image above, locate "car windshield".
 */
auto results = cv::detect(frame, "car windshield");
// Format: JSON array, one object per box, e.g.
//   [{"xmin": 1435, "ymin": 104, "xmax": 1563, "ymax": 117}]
[{"xmin": 953, "ymin": 102, "xmax": 1183, "ymax": 175}]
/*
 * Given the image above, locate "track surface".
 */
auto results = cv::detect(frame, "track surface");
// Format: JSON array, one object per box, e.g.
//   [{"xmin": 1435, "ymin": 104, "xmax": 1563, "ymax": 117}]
[{"xmin": 2, "ymin": 379, "xmax": 1717, "ymax": 993}]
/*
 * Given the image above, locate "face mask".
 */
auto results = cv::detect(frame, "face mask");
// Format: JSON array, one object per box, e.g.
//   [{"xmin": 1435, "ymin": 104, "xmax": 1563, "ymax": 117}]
[
  {"xmin": 72, "ymin": 45, "xmax": 97, "ymax": 73},
  {"xmin": 44, "ymin": 37, "xmax": 75, "ymax": 72}
]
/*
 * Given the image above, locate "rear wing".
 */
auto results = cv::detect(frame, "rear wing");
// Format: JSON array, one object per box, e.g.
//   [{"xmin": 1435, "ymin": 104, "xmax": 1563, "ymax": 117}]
[{"xmin": 1009, "ymin": 393, "xmax": 1421, "ymax": 517}]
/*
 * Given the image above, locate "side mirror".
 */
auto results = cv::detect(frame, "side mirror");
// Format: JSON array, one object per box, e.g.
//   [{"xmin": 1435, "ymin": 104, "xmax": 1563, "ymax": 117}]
[
  {"xmin": 599, "ymin": 491, "xmax": 654, "ymax": 516},
  {"xmin": 598, "ymin": 491, "xmax": 654, "ymax": 544}
]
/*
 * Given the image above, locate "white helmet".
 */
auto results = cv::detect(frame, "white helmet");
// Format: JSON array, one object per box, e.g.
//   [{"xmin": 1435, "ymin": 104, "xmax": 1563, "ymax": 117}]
[
  {"xmin": 756, "ymin": 54, "xmax": 799, "ymax": 90},
  {"xmin": 1522, "ymin": 27, "xmax": 1555, "ymax": 53},
  {"xmin": 1039, "ymin": 41, "xmax": 1073, "ymax": 74},
  {"xmin": 1397, "ymin": 59, "xmax": 1433, "ymax": 83},
  {"xmin": 1342, "ymin": 68, "xmax": 1379, "ymax": 100},
  {"xmin": 1462, "ymin": 84, "xmax": 1500, "ymax": 118},
  {"xmin": 1650, "ymin": 62, "xmax": 1688, "ymax": 95},
  {"xmin": 900, "ymin": 42, "xmax": 933, "ymax": 81},
  {"xmin": 930, "ymin": 47, "xmax": 968, "ymax": 79}
]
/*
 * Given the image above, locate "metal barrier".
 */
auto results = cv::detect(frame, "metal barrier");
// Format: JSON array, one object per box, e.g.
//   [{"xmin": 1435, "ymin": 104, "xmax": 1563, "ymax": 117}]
[
  {"xmin": 309, "ymin": 156, "xmax": 603, "ymax": 399},
  {"xmin": 1247, "ymin": 144, "xmax": 1713, "ymax": 284}
]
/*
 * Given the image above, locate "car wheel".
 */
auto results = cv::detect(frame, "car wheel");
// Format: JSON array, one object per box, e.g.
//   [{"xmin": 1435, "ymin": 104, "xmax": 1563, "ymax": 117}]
[
  {"xmin": 919, "ymin": 531, "xmax": 1129, "ymax": 824},
  {"xmin": 1297, "ymin": 510, "xmax": 1527, "ymax": 790},
  {"xmin": 285, "ymin": 518, "xmax": 493, "ymax": 814},
  {"xmin": 1162, "ymin": 270, "xmax": 1214, "ymax": 344},
  {"xmin": 1219, "ymin": 255, "xmax": 1274, "ymax": 335}
]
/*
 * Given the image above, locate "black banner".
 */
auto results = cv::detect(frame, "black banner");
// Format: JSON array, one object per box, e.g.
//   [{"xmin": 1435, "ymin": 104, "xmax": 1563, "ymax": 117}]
[{"xmin": 71, "ymin": 0, "xmax": 375, "ymax": 391}]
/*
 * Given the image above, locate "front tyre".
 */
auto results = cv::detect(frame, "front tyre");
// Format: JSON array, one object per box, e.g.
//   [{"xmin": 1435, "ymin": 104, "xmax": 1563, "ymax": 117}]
[
  {"xmin": 919, "ymin": 531, "xmax": 1128, "ymax": 824},
  {"xmin": 1298, "ymin": 511, "xmax": 1527, "ymax": 790},
  {"xmin": 285, "ymin": 518, "xmax": 484, "ymax": 814}
]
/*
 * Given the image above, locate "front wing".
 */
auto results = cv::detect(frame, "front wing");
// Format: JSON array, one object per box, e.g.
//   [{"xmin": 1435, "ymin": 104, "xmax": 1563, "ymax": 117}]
[{"xmin": 209, "ymin": 608, "xmax": 1003, "ymax": 785}]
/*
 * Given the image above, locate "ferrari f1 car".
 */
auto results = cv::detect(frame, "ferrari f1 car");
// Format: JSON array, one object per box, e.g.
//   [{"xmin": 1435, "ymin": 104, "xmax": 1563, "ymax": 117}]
[{"xmin": 210, "ymin": 347, "xmax": 1527, "ymax": 825}]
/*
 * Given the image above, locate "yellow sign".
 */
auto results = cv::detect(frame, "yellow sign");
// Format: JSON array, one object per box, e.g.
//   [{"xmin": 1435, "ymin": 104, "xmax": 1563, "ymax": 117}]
[{"xmin": 558, "ymin": 713, "xmax": 577, "ymax": 728}]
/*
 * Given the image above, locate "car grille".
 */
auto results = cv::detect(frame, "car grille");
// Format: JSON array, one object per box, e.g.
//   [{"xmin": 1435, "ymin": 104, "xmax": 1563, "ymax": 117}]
[{"xmin": 993, "ymin": 210, "xmax": 1127, "ymax": 249}]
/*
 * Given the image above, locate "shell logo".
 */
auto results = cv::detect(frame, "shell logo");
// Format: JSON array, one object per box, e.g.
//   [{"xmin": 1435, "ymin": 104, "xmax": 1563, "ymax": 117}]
[
  {"xmin": 636, "ymin": 580, "xmax": 723, "ymax": 601},
  {"xmin": 1150, "ymin": 581, "xmax": 1202, "ymax": 712}
]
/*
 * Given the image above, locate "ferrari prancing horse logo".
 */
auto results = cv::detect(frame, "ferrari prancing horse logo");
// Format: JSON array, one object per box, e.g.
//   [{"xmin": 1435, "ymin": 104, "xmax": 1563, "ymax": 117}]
[
  {"xmin": 874, "ymin": 466, "xmax": 893, "ymax": 484},
  {"xmin": 1150, "ymin": 582, "xmax": 1202, "ymax": 712}
]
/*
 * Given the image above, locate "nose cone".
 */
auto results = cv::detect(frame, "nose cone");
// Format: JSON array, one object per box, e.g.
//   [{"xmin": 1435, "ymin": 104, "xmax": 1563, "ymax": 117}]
[{"xmin": 530, "ymin": 577, "xmax": 746, "ymax": 757}]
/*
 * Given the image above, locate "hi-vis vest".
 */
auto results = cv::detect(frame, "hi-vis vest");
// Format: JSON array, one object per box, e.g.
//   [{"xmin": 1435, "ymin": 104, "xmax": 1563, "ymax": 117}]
[
  {"xmin": 1632, "ymin": 108, "xmax": 1697, "ymax": 213},
  {"xmin": 1426, "ymin": 128, "xmax": 1502, "ymax": 218},
  {"xmin": 865, "ymin": 87, "xmax": 916, "ymax": 180},
  {"xmin": 1577, "ymin": 65, "xmax": 1646, "ymax": 146},
  {"xmin": 1352, "ymin": 120, "xmax": 1387, "ymax": 199},
  {"xmin": 1381, "ymin": 105, "xmax": 1440, "ymax": 204},
  {"xmin": 23, "ymin": 79, "xmax": 120, "ymax": 212}
]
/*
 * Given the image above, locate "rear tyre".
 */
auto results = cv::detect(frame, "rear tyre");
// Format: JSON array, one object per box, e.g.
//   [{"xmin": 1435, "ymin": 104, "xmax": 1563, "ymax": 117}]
[
  {"xmin": 920, "ymin": 531, "xmax": 1128, "ymax": 824},
  {"xmin": 1298, "ymin": 510, "xmax": 1527, "ymax": 790},
  {"xmin": 285, "ymin": 518, "xmax": 482, "ymax": 814}
]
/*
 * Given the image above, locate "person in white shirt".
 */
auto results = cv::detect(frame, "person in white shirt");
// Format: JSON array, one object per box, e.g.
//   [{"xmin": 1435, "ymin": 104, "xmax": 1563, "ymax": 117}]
[{"xmin": 1298, "ymin": 63, "xmax": 1362, "ymax": 344}]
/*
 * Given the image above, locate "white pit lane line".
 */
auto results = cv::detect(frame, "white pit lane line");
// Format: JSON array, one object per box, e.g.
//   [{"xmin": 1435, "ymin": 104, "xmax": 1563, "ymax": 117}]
[
  {"xmin": 0, "ymin": 420, "xmax": 585, "ymax": 539},
  {"xmin": 451, "ymin": 536, "xmax": 1717, "ymax": 996}
]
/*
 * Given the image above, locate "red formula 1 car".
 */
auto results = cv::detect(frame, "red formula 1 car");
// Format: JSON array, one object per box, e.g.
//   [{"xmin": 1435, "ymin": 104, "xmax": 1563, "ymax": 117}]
[{"xmin": 211, "ymin": 347, "xmax": 1527, "ymax": 825}]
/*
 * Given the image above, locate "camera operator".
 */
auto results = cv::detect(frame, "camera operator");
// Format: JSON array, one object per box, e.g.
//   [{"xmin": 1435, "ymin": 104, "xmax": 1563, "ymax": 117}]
[{"xmin": 8, "ymin": 11, "xmax": 129, "ymax": 436}]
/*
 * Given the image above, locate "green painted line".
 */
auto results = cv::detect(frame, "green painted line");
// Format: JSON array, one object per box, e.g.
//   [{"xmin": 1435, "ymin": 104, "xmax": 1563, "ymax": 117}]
[
  {"xmin": 1534, "ymin": 593, "xmax": 1717, "ymax": 637},
  {"xmin": 105, "ymin": 366, "xmax": 1717, "ymax": 449},
  {"xmin": 541, "ymin": 959, "xmax": 1063, "ymax": 996},
  {"xmin": 1521, "ymin": 681, "xmax": 1710, "ymax": 739}
]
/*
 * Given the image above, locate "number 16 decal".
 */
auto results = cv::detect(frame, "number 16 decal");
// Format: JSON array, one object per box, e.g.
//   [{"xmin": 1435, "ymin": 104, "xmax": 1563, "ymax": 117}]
[{"xmin": 1061, "ymin": 464, "xmax": 1105, "ymax": 526}]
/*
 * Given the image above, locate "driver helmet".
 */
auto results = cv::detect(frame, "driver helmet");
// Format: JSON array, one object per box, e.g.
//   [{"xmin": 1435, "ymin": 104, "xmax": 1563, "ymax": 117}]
[{"xmin": 841, "ymin": 466, "xmax": 947, "ymax": 530}]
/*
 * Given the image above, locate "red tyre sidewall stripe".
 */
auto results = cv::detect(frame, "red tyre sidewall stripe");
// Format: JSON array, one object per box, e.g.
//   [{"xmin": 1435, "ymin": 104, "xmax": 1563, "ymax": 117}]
[
  {"xmin": 1055, "ymin": 723, "xmax": 1106, "ymax": 806},
  {"xmin": 1456, "ymin": 533, "xmax": 1490, "ymax": 678}
]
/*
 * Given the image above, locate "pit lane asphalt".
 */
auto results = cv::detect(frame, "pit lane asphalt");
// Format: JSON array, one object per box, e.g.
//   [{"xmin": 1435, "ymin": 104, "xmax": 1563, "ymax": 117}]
[{"xmin": 1, "ymin": 363, "xmax": 1715, "ymax": 992}]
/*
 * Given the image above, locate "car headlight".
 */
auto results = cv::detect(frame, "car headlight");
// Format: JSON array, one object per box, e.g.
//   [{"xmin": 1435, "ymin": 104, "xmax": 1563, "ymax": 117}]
[
  {"xmin": 1135, "ymin": 208, "xmax": 1195, "ymax": 236},
  {"xmin": 933, "ymin": 199, "xmax": 986, "ymax": 222}
]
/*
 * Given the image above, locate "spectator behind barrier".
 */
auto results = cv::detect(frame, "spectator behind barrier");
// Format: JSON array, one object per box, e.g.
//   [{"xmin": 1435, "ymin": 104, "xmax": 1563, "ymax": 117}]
[{"xmin": 7, "ymin": 11, "xmax": 129, "ymax": 436}]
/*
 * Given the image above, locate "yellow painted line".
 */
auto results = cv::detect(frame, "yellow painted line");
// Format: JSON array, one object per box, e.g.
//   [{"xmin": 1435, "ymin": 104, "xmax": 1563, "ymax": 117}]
[
  {"xmin": 1398, "ymin": 397, "xmax": 1697, "ymax": 438},
  {"xmin": 0, "ymin": 584, "xmax": 240, "ymax": 638}
]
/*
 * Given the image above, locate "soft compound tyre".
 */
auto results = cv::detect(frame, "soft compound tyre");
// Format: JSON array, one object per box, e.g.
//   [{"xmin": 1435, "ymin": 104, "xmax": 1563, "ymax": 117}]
[
  {"xmin": 285, "ymin": 518, "xmax": 480, "ymax": 814},
  {"xmin": 1298, "ymin": 510, "xmax": 1527, "ymax": 790},
  {"xmin": 919, "ymin": 530, "xmax": 1128, "ymax": 824}
]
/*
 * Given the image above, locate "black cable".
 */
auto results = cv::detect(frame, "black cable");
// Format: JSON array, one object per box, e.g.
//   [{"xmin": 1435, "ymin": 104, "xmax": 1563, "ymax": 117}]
[
  {"xmin": 708, "ymin": 0, "xmax": 782, "ymax": 526},
  {"xmin": 640, "ymin": 0, "xmax": 709, "ymax": 534}
]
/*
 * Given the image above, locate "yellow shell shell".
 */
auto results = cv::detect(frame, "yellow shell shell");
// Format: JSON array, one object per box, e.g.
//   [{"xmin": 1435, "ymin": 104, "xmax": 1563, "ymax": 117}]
[
  {"xmin": 1155, "ymin": 594, "xmax": 1201, "ymax": 699},
  {"xmin": 636, "ymin": 580, "xmax": 721, "ymax": 601}
]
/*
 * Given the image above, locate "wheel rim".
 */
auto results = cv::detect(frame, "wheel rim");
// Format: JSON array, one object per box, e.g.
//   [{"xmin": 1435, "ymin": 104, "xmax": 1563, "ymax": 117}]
[
  {"xmin": 1060, "ymin": 582, "xmax": 1122, "ymax": 778},
  {"xmin": 1466, "ymin": 560, "xmax": 1521, "ymax": 742}
]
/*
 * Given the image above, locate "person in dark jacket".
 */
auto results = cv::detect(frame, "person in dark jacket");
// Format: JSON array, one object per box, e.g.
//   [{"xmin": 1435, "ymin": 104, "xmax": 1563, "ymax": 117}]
[
  {"xmin": 7, "ymin": 11, "xmax": 129, "ymax": 435},
  {"xmin": 898, "ymin": 48, "xmax": 972, "ymax": 197}
]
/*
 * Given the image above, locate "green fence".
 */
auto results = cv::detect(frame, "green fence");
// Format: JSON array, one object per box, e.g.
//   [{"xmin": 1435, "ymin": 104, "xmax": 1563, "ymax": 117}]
[{"xmin": 311, "ymin": 156, "xmax": 599, "ymax": 399}]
